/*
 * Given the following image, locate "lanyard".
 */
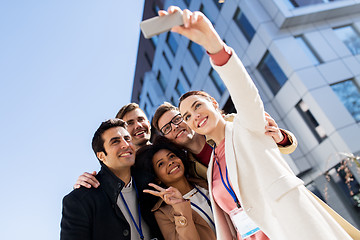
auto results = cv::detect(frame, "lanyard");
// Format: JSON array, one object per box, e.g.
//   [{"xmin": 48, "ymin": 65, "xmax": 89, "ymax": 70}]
[
  {"xmin": 190, "ymin": 186, "xmax": 215, "ymax": 228},
  {"xmin": 190, "ymin": 202, "xmax": 216, "ymax": 228},
  {"xmin": 212, "ymin": 146, "xmax": 241, "ymax": 208},
  {"xmin": 193, "ymin": 185, "xmax": 212, "ymax": 209},
  {"xmin": 119, "ymin": 179, "xmax": 144, "ymax": 240}
]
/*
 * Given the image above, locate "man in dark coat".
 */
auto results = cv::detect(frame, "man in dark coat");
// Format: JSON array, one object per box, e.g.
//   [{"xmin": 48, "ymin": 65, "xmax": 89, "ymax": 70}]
[{"xmin": 60, "ymin": 119, "xmax": 162, "ymax": 240}]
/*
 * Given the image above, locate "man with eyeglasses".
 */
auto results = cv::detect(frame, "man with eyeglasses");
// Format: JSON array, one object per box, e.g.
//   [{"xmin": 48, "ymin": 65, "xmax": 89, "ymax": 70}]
[
  {"xmin": 74, "ymin": 101, "xmax": 297, "ymax": 187},
  {"xmin": 151, "ymin": 102, "xmax": 298, "ymax": 177}
]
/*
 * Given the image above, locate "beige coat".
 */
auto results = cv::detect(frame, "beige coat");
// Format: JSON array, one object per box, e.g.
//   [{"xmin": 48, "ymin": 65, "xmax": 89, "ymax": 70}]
[
  {"xmin": 206, "ymin": 49, "xmax": 352, "ymax": 240},
  {"xmin": 151, "ymin": 178, "xmax": 216, "ymax": 240}
]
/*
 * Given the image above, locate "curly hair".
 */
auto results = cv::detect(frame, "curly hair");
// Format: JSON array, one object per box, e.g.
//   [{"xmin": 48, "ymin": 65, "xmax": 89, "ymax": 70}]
[{"xmin": 135, "ymin": 136, "xmax": 190, "ymax": 186}]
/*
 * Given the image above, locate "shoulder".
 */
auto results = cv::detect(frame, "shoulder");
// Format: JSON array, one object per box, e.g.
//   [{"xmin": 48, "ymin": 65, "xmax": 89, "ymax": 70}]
[{"xmin": 63, "ymin": 185, "xmax": 103, "ymax": 205}]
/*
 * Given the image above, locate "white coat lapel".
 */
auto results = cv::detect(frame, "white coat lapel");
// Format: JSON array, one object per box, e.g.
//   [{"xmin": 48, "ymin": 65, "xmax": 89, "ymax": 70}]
[{"xmin": 224, "ymin": 121, "xmax": 243, "ymax": 205}]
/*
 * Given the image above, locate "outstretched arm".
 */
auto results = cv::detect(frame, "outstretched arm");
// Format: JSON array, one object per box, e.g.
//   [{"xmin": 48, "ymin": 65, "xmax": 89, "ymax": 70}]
[{"xmin": 159, "ymin": 6, "xmax": 224, "ymax": 54}]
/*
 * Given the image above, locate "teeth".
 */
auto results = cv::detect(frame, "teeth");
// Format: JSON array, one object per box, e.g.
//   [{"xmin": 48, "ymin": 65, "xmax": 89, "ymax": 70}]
[
  {"xmin": 176, "ymin": 130, "xmax": 185, "ymax": 138},
  {"xmin": 120, "ymin": 152, "xmax": 131, "ymax": 157},
  {"xmin": 134, "ymin": 130, "xmax": 145, "ymax": 136},
  {"xmin": 169, "ymin": 166, "xmax": 179, "ymax": 174},
  {"xmin": 198, "ymin": 118, "xmax": 207, "ymax": 127}
]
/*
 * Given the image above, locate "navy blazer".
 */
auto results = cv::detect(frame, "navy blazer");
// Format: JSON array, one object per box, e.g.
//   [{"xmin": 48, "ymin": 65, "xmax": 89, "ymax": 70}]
[{"xmin": 60, "ymin": 163, "xmax": 162, "ymax": 240}]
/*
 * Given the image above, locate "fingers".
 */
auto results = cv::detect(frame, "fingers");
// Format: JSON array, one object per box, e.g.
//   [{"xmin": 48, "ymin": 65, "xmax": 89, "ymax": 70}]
[
  {"xmin": 143, "ymin": 189, "xmax": 161, "ymax": 197},
  {"xmin": 265, "ymin": 125, "xmax": 278, "ymax": 132},
  {"xmin": 182, "ymin": 9, "xmax": 191, "ymax": 28},
  {"xmin": 148, "ymin": 183, "xmax": 166, "ymax": 192},
  {"xmin": 75, "ymin": 172, "xmax": 100, "ymax": 189},
  {"xmin": 167, "ymin": 6, "xmax": 182, "ymax": 14},
  {"xmin": 158, "ymin": 10, "xmax": 167, "ymax": 16}
]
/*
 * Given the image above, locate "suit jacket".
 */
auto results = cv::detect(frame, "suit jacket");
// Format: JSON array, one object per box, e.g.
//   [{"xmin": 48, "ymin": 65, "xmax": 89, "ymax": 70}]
[
  {"xmin": 206, "ymin": 49, "xmax": 352, "ymax": 240},
  {"xmin": 60, "ymin": 163, "xmax": 163, "ymax": 240}
]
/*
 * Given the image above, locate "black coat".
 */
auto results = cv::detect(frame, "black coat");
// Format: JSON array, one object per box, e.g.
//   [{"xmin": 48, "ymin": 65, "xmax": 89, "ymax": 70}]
[{"xmin": 60, "ymin": 164, "xmax": 162, "ymax": 240}]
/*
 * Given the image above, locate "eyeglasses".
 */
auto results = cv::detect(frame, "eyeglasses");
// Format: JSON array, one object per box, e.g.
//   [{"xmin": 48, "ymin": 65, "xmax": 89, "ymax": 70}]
[{"xmin": 160, "ymin": 114, "xmax": 184, "ymax": 135}]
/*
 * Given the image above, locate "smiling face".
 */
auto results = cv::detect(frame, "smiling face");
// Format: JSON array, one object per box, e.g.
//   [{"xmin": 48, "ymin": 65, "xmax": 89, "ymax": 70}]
[
  {"xmin": 122, "ymin": 108, "xmax": 151, "ymax": 149},
  {"xmin": 97, "ymin": 127, "xmax": 136, "ymax": 171},
  {"xmin": 158, "ymin": 110, "xmax": 195, "ymax": 146},
  {"xmin": 179, "ymin": 95, "xmax": 222, "ymax": 136},
  {"xmin": 152, "ymin": 149, "xmax": 186, "ymax": 186}
]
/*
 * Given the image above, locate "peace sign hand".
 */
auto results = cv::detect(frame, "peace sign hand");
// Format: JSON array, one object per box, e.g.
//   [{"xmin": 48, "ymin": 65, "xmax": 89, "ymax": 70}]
[{"xmin": 144, "ymin": 183, "xmax": 186, "ymax": 206}]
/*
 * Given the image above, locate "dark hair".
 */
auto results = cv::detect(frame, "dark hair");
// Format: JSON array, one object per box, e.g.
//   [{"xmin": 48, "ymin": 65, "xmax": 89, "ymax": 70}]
[
  {"xmin": 115, "ymin": 103, "xmax": 141, "ymax": 119},
  {"xmin": 178, "ymin": 90, "xmax": 223, "ymax": 115},
  {"xmin": 135, "ymin": 136, "xmax": 190, "ymax": 186},
  {"xmin": 152, "ymin": 102, "xmax": 178, "ymax": 132},
  {"xmin": 178, "ymin": 90, "xmax": 213, "ymax": 108},
  {"xmin": 92, "ymin": 118, "xmax": 127, "ymax": 159}
]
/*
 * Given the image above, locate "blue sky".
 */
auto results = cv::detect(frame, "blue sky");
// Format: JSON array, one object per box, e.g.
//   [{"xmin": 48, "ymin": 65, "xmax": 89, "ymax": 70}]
[{"xmin": 0, "ymin": 1, "xmax": 145, "ymax": 239}]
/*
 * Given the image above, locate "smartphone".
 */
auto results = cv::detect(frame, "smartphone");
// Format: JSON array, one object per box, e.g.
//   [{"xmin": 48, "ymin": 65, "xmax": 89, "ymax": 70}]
[{"xmin": 140, "ymin": 11, "xmax": 184, "ymax": 39}]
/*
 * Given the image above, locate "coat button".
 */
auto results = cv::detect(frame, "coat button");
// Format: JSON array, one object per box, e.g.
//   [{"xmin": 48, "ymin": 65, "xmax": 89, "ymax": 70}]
[
  {"xmin": 123, "ymin": 229, "xmax": 129, "ymax": 236},
  {"xmin": 178, "ymin": 216, "xmax": 187, "ymax": 226}
]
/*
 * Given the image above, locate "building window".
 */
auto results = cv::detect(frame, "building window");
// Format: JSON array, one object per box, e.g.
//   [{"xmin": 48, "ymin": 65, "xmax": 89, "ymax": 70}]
[
  {"xmin": 295, "ymin": 35, "xmax": 322, "ymax": 65},
  {"xmin": 333, "ymin": 25, "xmax": 360, "ymax": 55},
  {"xmin": 150, "ymin": 35, "xmax": 158, "ymax": 47},
  {"xmin": 286, "ymin": 0, "xmax": 337, "ymax": 8},
  {"xmin": 181, "ymin": 67, "xmax": 191, "ymax": 87},
  {"xmin": 157, "ymin": 71, "xmax": 167, "ymax": 91},
  {"xmin": 175, "ymin": 80, "xmax": 185, "ymax": 96},
  {"xmin": 327, "ymin": 163, "xmax": 360, "ymax": 210},
  {"xmin": 144, "ymin": 102, "xmax": 150, "ymax": 117},
  {"xmin": 166, "ymin": 32, "xmax": 178, "ymax": 55},
  {"xmin": 233, "ymin": 7, "xmax": 255, "ymax": 43},
  {"xmin": 209, "ymin": 69, "xmax": 226, "ymax": 94},
  {"xmin": 144, "ymin": 52, "xmax": 152, "ymax": 67},
  {"xmin": 183, "ymin": 0, "xmax": 191, "ymax": 7},
  {"xmin": 200, "ymin": 4, "xmax": 216, "ymax": 24},
  {"xmin": 147, "ymin": 93, "xmax": 153, "ymax": 107},
  {"xmin": 296, "ymin": 100, "xmax": 327, "ymax": 143},
  {"xmin": 213, "ymin": 0, "xmax": 224, "ymax": 9},
  {"xmin": 331, "ymin": 79, "xmax": 360, "ymax": 122},
  {"xmin": 189, "ymin": 42, "xmax": 204, "ymax": 64},
  {"xmin": 162, "ymin": 52, "xmax": 172, "ymax": 69},
  {"xmin": 307, "ymin": 182, "xmax": 326, "ymax": 203},
  {"xmin": 170, "ymin": 96, "xmax": 176, "ymax": 106},
  {"xmin": 153, "ymin": 4, "xmax": 160, "ymax": 15},
  {"xmin": 257, "ymin": 51, "xmax": 288, "ymax": 95}
]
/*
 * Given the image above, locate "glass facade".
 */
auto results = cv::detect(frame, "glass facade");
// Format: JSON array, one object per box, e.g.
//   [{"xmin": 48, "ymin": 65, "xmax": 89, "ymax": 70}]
[
  {"xmin": 295, "ymin": 35, "xmax": 322, "ymax": 65},
  {"xmin": 296, "ymin": 100, "xmax": 327, "ymax": 142},
  {"xmin": 162, "ymin": 52, "xmax": 172, "ymax": 69},
  {"xmin": 233, "ymin": 7, "xmax": 255, "ymax": 42},
  {"xmin": 166, "ymin": 32, "xmax": 178, "ymax": 55},
  {"xmin": 189, "ymin": 41, "xmax": 204, "ymax": 64},
  {"xmin": 331, "ymin": 79, "xmax": 360, "ymax": 122},
  {"xmin": 181, "ymin": 67, "xmax": 191, "ymax": 87},
  {"xmin": 209, "ymin": 69, "xmax": 226, "ymax": 94},
  {"xmin": 213, "ymin": 0, "xmax": 223, "ymax": 9},
  {"xmin": 286, "ymin": 0, "xmax": 337, "ymax": 8},
  {"xmin": 257, "ymin": 51, "xmax": 288, "ymax": 95},
  {"xmin": 157, "ymin": 71, "xmax": 167, "ymax": 91},
  {"xmin": 175, "ymin": 80, "xmax": 186, "ymax": 96},
  {"xmin": 334, "ymin": 25, "xmax": 360, "ymax": 55}
]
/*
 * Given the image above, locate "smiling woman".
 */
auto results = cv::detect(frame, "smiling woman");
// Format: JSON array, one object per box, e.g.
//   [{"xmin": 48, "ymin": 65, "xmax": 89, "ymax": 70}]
[
  {"xmin": 169, "ymin": 5, "xmax": 353, "ymax": 240},
  {"xmin": 135, "ymin": 136, "xmax": 216, "ymax": 240}
]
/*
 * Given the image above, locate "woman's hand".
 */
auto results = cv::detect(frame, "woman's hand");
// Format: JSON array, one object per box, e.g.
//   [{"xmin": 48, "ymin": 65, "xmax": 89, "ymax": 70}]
[
  {"xmin": 264, "ymin": 112, "xmax": 284, "ymax": 143},
  {"xmin": 144, "ymin": 183, "xmax": 185, "ymax": 206},
  {"xmin": 158, "ymin": 6, "xmax": 224, "ymax": 54}
]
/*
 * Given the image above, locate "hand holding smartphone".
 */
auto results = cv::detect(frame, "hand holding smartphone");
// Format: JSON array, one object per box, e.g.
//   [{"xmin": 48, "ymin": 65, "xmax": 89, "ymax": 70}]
[{"xmin": 140, "ymin": 11, "xmax": 183, "ymax": 39}]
